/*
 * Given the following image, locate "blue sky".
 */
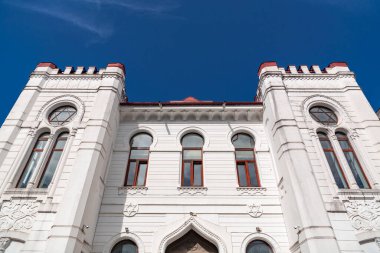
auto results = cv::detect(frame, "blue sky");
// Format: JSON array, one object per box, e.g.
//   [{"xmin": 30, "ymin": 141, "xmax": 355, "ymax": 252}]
[{"xmin": 0, "ymin": 0, "xmax": 379, "ymax": 123}]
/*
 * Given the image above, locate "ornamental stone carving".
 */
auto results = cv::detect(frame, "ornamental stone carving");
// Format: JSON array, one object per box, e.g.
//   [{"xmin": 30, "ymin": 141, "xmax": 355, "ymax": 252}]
[
  {"xmin": 123, "ymin": 201, "xmax": 139, "ymax": 217},
  {"xmin": 344, "ymin": 201, "xmax": 380, "ymax": 231},
  {"xmin": 0, "ymin": 200, "xmax": 39, "ymax": 231},
  {"xmin": 178, "ymin": 187, "xmax": 208, "ymax": 196},
  {"xmin": 0, "ymin": 237, "xmax": 11, "ymax": 253},
  {"xmin": 236, "ymin": 187, "xmax": 266, "ymax": 196},
  {"xmin": 247, "ymin": 203, "xmax": 263, "ymax": 218}
]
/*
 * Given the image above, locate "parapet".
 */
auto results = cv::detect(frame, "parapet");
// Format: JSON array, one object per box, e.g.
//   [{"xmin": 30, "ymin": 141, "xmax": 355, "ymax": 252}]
[
  {"xmin": 258, "ymin": 61, "xmax": 351, "ymax": 78},
  {"xmin": 32, "ymin": 62, "xmax": 126, "ymax": 79}
]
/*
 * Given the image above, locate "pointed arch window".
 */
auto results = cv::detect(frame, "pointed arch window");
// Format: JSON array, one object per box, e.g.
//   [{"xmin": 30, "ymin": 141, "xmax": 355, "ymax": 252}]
[
  {"xmin": 17, "ymin": 133, "xmax": 50, "ymax": 188},
  {"xmin": 38, "ymin": 132, "xmax": 69, "ymax": 188},
  {"xmin": 111, "ymin": 240, "xmax": 137, "ymax": 253},
  {"xmin": 181, "ymin": 133, "xmax": 204, "ymax": 187},
  {"xmin": 246, "ymin": 240, "xmax": 273, "ymax": 253},
  {"xmin": 336, "ymin": 132, "xmax": 370, "ymax": 189},
  {"xmin": 232, "ymin": 133, "xmax": 260, "ymax": 187},
  {"xmin": 125, "ymin": 133, "xmax": 153, "ymax": 186},
  {"xmin": 318, "ymin": 132, "xmax": 349, "ymax": 189}
]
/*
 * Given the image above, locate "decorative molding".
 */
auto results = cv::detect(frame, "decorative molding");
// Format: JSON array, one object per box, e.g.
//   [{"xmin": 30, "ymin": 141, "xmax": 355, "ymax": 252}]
[
  {"xmin": 118, "ymin": 186, "xmax": 148, "ymax": 195},
  {"xmin": 0, "ymin": 200, "xmax": 39, "ymax": 231},
  {"xmin": 247, "ymin": 203, "xmax": 263, "ymax": 218},
  {"xmin": 0, "ymin": 237, "xmax": 11, "ymax": 252},
  {"xmin": 123, "ymin": 201, "xmax": 139, "ymax": 217},
  {"xmin": 344, "ymin": 200, "xmax": 380, "ymax": 231},
  {"xmin": 158, "ymin": 216, "xmax": 227, "ymax": 253},
  {"xmin": 177, "ymin": 187, "xmax": 208, "ymax": 196},
  {"xmin": 236, "ymin": 187, "xmax": 267, "ymax": 196}
]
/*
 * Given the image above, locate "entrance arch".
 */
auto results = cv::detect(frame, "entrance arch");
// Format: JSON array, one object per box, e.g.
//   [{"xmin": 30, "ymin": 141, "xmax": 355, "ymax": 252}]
[{"xmin": 166, "ymin": 230, "xmax": 218, "ymax": 253}]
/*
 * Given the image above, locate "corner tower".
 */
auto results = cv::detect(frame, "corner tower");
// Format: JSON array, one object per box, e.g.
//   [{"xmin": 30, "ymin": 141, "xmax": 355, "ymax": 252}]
[
  {"xmin": 0, "ymin": 63, "xmax": 125, "ymax": 252},
  {"xmin": 258, "ymin": 62, "xmax": 380, "ymax": 252}
]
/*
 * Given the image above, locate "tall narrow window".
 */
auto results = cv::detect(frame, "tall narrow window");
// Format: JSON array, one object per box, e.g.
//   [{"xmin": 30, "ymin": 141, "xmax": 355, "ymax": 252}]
[
  {"xmin": 17, "ymin": 133, "xmax": 50, "ymax": 188},
  {"xmin": 336, "ymin": 132, "xmax": 370, "ymax": 189},
  {"xmin": 38, "ymin": 132, "xmax": 69, "ymax": 188},
  {"xmin": 318, "ymin": 132, "xmax": 349, "ymax": 189},
  {"xmin": 181, "ymin": 133, "xmax": 204, "ymax": 187},
  {"xmin": 232, "ymin": 133, "xmax": 260, "ymax": 187},
  {"xmin": 125, "ymin": 133, "xmax": 153, "ymax": 186}
]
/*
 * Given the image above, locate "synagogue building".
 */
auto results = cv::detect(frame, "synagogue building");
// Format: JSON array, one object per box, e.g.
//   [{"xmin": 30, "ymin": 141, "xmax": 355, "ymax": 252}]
[{"xmin": 0, "ymin": 62, "xmax": 379, "ymax": 253}]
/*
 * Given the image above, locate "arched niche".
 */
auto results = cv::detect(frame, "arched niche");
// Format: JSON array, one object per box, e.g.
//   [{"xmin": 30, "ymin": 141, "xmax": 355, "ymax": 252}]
[{"xmin": 166, "ymin": 230, "xmax": 218, "ymax": 253}]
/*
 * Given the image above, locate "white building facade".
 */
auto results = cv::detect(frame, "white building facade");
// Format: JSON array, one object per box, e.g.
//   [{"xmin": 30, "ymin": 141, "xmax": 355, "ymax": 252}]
[{"xmin": 0, "ymin": 62, "xmax": 379, "ymax": 253}]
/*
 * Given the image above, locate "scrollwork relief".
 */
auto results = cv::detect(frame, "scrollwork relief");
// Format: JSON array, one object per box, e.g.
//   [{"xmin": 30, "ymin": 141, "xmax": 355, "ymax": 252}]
[
  {"xmin": 123, "ymin": 201, "xmax": 139, "ymax": 217},
  {"xmin": 0, "ymin": 200, "xmax": 39, "ymax": 231},
  {"xmin": 344, "ymin": 200, "xmax": 380, "ymax": 231}
]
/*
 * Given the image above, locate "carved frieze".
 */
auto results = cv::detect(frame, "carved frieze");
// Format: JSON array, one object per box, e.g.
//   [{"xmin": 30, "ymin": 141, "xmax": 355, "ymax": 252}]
[
  {"xmin": 0, "ymin": 200, "xmax": 39, "ymax": 231},
  {"xmin": 236, "ymin": 187, "xmax": 266, "ymax": 196},
  {"xmin": 178, "ymin": 187, "xmax": 208, "ymax": 196},
  {"xmin": 344, "ymin": 200, "xmax": 380, "ymax": 231}
]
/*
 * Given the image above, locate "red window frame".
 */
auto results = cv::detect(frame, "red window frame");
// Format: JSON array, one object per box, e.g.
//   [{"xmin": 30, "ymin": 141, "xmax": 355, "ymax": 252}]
[
  {"xmin": 16, "ymin": 133, "xmax": 49, "ymax": 188},
  {"xmin": 181, "ymin": 147, "xmax": 203, "ymax": 187},
  {"xmin": 336, "ymin": 133, "xmax": 370, "ymax": 189},
  {"xmin": 37, "ymin": 132, "xmax": 68, "ymax": 188},
  {"xmin": 235, "ymin": 148, "xmax": 260, "ymax": 187},
  {"xmin": 124, "ymin": 147, "xmax": 149, "ymax": 186},
  {"xmin": 318, "ymin": 133, "xmax": 349, "ymax": 189}
]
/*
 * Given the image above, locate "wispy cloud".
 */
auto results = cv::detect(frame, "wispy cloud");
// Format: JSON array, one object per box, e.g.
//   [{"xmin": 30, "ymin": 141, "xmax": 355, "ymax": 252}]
[{"xmin": 3, "ymin": 0, "xmax": 181, "ymax": 40}]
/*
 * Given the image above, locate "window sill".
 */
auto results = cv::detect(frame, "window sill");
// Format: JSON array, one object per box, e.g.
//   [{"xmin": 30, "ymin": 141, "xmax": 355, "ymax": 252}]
[
  {"xmin": 177, "ymin": 186, "xmax": 208, "ymax": 196},
  {"xmin": 336, "ymin": 189, "xmax": 380, "ymax": 201},
  {"xmin": 118, "ymin": 186, "xmax": 148, "ymax": 195},
  {"xmin": 236, "ymin": 187, "xmax": 267, "ymax": 195},
  {"xmin": 3, "ymin": 188, "xmax": 48, "ymax": 200}
]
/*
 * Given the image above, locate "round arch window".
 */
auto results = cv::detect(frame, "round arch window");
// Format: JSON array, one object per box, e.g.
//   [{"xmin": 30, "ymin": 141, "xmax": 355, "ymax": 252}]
[
  {"xmin": 309, "ymin": 106, "xmax": 338, "ymax": 125},
  {"xmin": 48, "ymin": 106, "xmax": 77, "ymax": 126},
  {"xmin": 247, "ymin": 240, "xmax": 273, "ymax": 253},
  {"xmin": 111, "ymin": 240, "xmax": 137, "ymax": 253}
]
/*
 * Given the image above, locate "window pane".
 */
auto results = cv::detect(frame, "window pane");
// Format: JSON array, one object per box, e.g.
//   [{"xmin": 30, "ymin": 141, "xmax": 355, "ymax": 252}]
[
  {"xmin": 324, "ymin": 152, "xmax": 348, "ymax": 189},
  {"xmin": 248, "ymin": 162, "xmax": 259, "ymax": 187},
  {"xmin": 17, "ymin": 151, "xmax": 43, "ymax": 188},
  {"xmin": 111, "ymin": 240, "xmax": 137, "ymax": 253},
  {"xmin": 126, "ymin": 162, "xmax": 136, "ymax": 186},
  {"xmin": 130, "ymin": 149, "xmax": 149, "ymax": 159},
  {"xmin": 55, "ymin": 139, "xmax": 67, "ymax": 149},
  {"xmin": 136, "ymin": 163, "xmax": 147, "ymax": 186},
  {"xmin": 193, "ymin": 163, "xmax": 202, "ymax": 186},
  {"xmin": 183, "ymin": 150, "xmax": 202, "ymax": 160},
  {"xmin": 236, "ymin": 151, "xmax": 254, "ymax": 160},
  {"xmin": 319, "ymin": 140, "xmax": 331, "ymax": 149},
  {"xmin": 35, "ymin": 139, "xmax": 48, "ymax": 149},
  {"xmin": 49, "ymin": 106, "xmax": 77, "ymax": 126},
  {"xmin": 181, "ymin": 133, "xmax": 204, "ymax": 148},
  {"xmin": 344, "ymin": 152, "xmax": 369, "ymax": 189},
  {"xmin": 130, "ymin": 133, "xmax": 153, "ymax": 148},
  {"xmin": 237, "ymin": 164, "xmax": 247, "ymax": 187},
  {"xmin": 310, "ymin": 106, "xmax": 338, "ymax": 125},
  {"xmin": 232, "ymin": 133, "xmax": 254, "ymax": 148},
  {"xmin": 338, "ymin": 140, "xmax": 350, "ymax": 150},
  {"xmin": 38, "ymin": 151, "xmax": 63, "ymax": 188},
  {"xmin": 183, "ymin": 162, "xmax": 191, "ymax": 186},
  {"xmin": 247, "ymin": 240, "xmax": 273, "ymax": 253}
]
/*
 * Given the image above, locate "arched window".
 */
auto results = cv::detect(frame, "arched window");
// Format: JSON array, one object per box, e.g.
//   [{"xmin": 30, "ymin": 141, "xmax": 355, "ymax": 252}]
[
  {"xmin": 17, "ymin": 133, "xmax": 50, "ymax": 188},
  {"xmin": 111, "ymin": 240, "xmax": 138, "ymax": 253},
  {"xmin": 336, "ymin": 132, "xmax": 370, "ymax": 189},
  {"xmin": 246, "ymin": 240, "xmax": 273, "ymax": 253},
  {"xmin": 125, "ymin": 133, "xmax": 153, "ymax": 186},
  {"xmin": 181, "ymin": 133, "xmax": 204, "ymax": 187},
  {"xmin": 318, "ymin": 132, "xmax": 348, "ymax": 189},
  {"xmin": 309, "ymin": 106, "xmax": 338, "ymax": 125},
  {"xmin": 38, "ymin": 132, "xmax": 69, "ymax": 188},
  {"xmin": 232, "ymin": 133, "xmax": 260, "ymax": 187}
]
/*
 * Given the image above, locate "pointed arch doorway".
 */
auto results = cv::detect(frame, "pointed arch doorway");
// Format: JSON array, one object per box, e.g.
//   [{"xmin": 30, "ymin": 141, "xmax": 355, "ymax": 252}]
[{"xmin": 165, "ymin": 230, "xmax": 218, "ymax": 253}]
